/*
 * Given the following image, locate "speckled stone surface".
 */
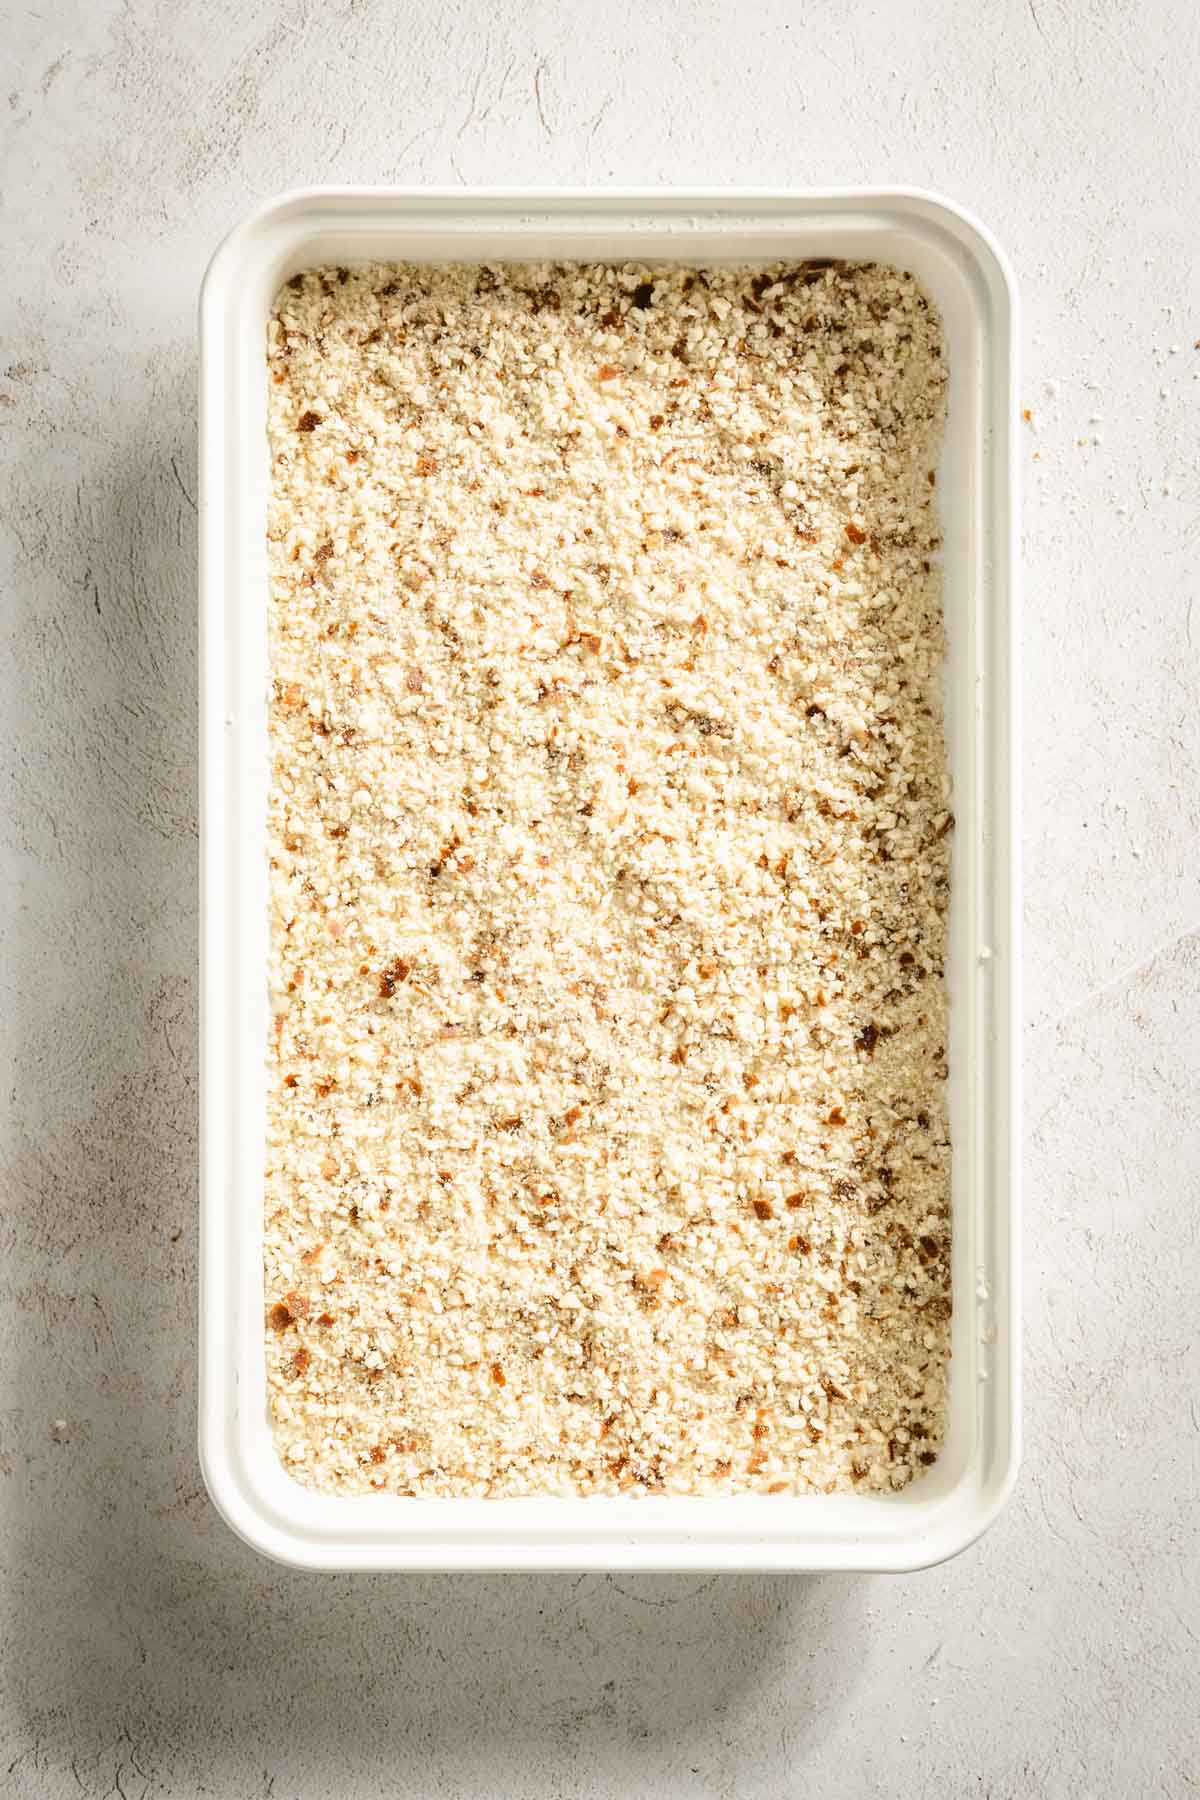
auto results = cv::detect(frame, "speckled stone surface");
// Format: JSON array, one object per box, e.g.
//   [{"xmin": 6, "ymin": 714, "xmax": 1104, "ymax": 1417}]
[{"xmin": 2, "ymin": 2, "xmax": 1198, "ymax": 1794}]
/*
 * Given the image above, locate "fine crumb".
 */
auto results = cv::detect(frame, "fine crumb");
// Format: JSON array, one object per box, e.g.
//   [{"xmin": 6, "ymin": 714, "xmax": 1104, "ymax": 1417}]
[{"xmin": 264, "ymin": 258, "xmax": 952, "ymax": 1498}]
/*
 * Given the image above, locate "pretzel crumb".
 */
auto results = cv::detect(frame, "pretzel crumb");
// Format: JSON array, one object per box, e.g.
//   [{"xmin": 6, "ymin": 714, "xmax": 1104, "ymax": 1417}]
[{"xmin": 265, "ymin": 257, "xmax": 951, "ymax": 1497}]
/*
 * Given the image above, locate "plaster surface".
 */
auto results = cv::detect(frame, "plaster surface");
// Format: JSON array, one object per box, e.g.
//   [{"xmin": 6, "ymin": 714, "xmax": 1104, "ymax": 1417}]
[{"xmin": 2, "ymin": 1, "xmax": 1198, "ymax": 1794}]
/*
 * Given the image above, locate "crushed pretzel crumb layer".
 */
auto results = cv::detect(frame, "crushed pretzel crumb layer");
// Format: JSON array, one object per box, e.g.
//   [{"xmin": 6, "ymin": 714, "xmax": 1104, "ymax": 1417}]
[{"xmin": 264, "ymin": 258, "xmax": 952, "ymax": 1497}]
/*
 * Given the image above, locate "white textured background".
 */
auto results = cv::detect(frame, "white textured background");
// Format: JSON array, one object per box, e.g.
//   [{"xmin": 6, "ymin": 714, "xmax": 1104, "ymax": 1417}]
[{"xmin": 2, "ymin": 1, "xmax": 1198, "ymax": 1794}]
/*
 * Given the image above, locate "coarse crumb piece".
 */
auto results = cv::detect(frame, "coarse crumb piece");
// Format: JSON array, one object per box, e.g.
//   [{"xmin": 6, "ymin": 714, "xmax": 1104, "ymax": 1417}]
[{"xmin": 264, "ymin": 258, "xmax": 952, "ymax": 1498}]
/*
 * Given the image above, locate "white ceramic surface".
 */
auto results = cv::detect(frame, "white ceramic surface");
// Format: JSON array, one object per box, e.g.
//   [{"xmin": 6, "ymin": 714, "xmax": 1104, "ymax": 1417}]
[{"xmin": 200, "ymin": 188, "xmax": 1019, "ymax": 1570}]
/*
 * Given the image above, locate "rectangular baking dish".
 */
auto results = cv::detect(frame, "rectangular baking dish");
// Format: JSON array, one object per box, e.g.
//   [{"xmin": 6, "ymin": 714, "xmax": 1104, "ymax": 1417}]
[{"xmin": 199, "ymin": 187, "xmax": 1019, "ymax": 1571}]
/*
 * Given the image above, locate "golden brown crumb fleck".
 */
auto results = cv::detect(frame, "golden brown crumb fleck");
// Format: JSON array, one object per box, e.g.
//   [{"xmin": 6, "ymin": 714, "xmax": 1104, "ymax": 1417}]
[{"xmin": 378, "ymin": 957, "xmax": 411, "ymax": 998}]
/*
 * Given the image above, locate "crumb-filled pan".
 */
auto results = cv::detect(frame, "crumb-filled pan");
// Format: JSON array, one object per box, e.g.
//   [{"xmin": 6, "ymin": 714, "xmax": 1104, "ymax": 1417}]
[{"xmin": 200, "ymin": 189, "xmax": 1019, "ymax": 1570}]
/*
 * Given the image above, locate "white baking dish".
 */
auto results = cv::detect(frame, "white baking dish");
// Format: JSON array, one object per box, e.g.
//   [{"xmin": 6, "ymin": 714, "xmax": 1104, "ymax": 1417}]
[{"xmin": 199, "ymin": 187, "xmax": 1019, "ymax": 1571}]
